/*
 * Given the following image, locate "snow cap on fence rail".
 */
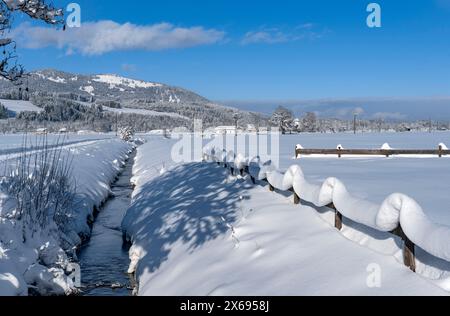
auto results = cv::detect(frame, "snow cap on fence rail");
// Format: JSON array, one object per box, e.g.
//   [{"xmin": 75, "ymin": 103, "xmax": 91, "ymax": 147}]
[
  {"xmin": 266, "ymin": 165, "xmax": 302, "ymax": 191},
  {"xmin": 226, "ymin": 151, "xmax": 235, "ymax": 164},
  {"xmin": 204, "ymin": 147, "xmax": 450, "ymax": 262},
  {"xmin": 381, "ymin": 143, "xmax": 392, "ymax": 150},
  {"xmin": 234, "ymin": 153, "xmax": 248, "ymax": 171}
]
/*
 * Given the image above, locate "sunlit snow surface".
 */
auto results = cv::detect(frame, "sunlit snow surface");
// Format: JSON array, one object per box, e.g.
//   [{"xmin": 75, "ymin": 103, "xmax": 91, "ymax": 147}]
[
  {"xmin": 93, "ymin": 74, "xmax": 162, "ymax": 89},
  {"xmin": 122, "ymin": 133, "xmax": 450, "ymax": 295},
  {"xmin": 275, "ymin": 133, "xmax": 450, "ymax": 225},
  {"xmin": 0, "ymin": 99, "xmax": 43, "ymax": 114}
]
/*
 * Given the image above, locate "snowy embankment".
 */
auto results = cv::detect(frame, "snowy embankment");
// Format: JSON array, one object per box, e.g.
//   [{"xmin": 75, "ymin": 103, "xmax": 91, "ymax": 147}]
[
  {"xmin": 122, "ymin": 139, "xmax": 447, "ymax": 295},
  {"xmin": 103, "ymin": 106, "xmax": 189, "ymax": 121},
  {"xmin": 0, "ymin": 138, "xmax": 133, "ymax": 295}
]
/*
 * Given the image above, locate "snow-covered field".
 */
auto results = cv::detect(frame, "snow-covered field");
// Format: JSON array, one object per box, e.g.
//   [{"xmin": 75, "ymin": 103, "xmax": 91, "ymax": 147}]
[
  {"xmin": 277, "ymin": 133, "xmax": 450, "ymax": 226},
  {"xmin": 122, "ymin": 134, "xmax": 450, "ymax": 295},
  {"xmin": 212, "ymin": 132, "xmax": 450, "ymax": 226},
  {"xmin": 0, "ymin": 99, "xmax": 43, "ymax": 114},
  {"xmin": 2, "ymin": 131, "xmax": 450, "ymax": 296},
  {"xmin": 103, "ymin": 106, "xmax": 188, "ymax": 120},
  {"xmin": 0, "ymin": 133, "xmax": 116, "ymax": 158},
  {"xmin": 0, "ymin": 135, "xmax": 132, "ymax": 295}
]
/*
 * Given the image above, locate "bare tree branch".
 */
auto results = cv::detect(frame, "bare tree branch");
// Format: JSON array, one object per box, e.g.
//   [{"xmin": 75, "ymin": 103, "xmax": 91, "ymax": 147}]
[{"xmin": 0, "ymin": 0, "xmax": 64, "ymax": 82}]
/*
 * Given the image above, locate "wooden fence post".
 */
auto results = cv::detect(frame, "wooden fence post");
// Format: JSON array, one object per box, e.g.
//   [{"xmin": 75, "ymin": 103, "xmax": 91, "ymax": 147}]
[
  {"xmin": 294, "ymin": 192, "xmax": 300, "ymax": 205},
  {"xmin": 404, "ymin": 236, "xmax": 416, "ymax": 272},
  {"xmin": 335, "ymin": 210, "xmax": 343, "ymax": 230},
  {"xmin": 327, "ymin": 203, "xmax": 342, "ymax": 230},
  {"xmin": 391, "ymin": 226, "xmax": 416, "ymax": 272}
]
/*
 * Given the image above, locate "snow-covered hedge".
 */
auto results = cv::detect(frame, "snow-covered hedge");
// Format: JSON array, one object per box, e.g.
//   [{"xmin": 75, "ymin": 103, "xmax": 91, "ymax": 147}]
[{"xmin": 204, "ymin": 147, "xmax": 450, "ymax": 263}]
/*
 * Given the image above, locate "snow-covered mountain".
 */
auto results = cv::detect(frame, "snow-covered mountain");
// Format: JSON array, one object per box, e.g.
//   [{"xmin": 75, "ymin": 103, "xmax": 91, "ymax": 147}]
[
  {"xmin": 0, "ymin": 69, "xmax": 262, "ymax": 127},
  {"xmin": 4, "ymin": 69, "xmax": 210, "ymax": 104}
]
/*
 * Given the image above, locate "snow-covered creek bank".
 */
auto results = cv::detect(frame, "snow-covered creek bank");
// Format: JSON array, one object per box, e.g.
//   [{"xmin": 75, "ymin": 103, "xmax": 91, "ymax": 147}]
[{"xmin": 77, "ymin": 150, "xmax": 136, "ymax": 296}]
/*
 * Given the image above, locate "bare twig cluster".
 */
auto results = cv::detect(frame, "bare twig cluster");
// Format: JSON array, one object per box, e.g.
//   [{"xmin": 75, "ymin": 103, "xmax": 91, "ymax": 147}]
[{"xmin": 0, "ymin": 0, "xmax": 64, "ymax": 81}]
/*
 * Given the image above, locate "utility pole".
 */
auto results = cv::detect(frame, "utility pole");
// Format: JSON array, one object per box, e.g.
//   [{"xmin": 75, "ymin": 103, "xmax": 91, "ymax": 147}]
[
  {"xmin": 353, "ymin": 113, "xmax": 357, "ymax": 135},
  {"xmin": 233, "ymin": 113, "xmax": 240, "ymax": 138},
  {"xmin": 115, "ymin": 113, "xmax": 118, "ymax": 136}
]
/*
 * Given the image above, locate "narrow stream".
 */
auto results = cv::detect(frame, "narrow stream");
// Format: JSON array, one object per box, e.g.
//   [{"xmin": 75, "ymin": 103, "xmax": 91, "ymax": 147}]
[{"xmin": 78, "ymin": 150, "xmax": 136, "ymax": 296}]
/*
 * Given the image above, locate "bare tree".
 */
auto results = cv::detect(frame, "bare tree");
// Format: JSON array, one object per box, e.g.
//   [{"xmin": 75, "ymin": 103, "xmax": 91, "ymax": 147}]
[{"xmin": 0, "ymin": 0, "xmax": 64, "ymax": 81}]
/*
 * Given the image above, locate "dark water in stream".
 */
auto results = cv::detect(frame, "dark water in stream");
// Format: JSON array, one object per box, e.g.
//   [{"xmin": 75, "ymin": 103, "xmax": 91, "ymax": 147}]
[{"xmin": 78, "ymin": 151, "xmax": 136, "ymax": 296}]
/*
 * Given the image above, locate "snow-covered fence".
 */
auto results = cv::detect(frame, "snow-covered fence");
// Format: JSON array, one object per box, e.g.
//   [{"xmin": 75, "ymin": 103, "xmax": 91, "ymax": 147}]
[
  {"xmin": 203, "ymin": 146, "xmax": 450, "ymax": 273},
  {"xmin": 295, "ymin": 144, "xmax": 450, "ymax": 159}
]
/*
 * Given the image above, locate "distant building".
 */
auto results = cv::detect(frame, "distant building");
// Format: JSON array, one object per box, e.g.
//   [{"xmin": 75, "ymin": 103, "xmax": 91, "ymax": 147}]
[
  {"xmin": 35, "ymin": 128, "xmax": 48, "ymax": 135},
  {"xmin": 246, "ymin": 124, "xmax": 257, "ymax": 133},
  {"xmin": 77, "ymin": 130, "xmax": 95, "ymax": 135},
  {"xmin": 214, "ymin": 126, "xmax": 242, "ymax": 135}
]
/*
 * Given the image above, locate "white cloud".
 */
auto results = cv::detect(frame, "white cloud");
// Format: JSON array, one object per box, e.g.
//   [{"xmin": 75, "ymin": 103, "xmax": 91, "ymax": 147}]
[
  {"xmin": 241, "ymin": 24, "xmax": 325, "ymax": 45},
  {"xmin": 241, "ymin": 30, "xmax": 289, "ymax": 45},
  {"xmin": 11, "ymin": 20, "xmax": 226, "ymax": 55}
]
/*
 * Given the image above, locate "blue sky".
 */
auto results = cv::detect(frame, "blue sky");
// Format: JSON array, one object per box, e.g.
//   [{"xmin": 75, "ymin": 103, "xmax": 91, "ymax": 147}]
[{"xmin": 9, "ymin": 0, "xmax": 450, "ymax": 112}]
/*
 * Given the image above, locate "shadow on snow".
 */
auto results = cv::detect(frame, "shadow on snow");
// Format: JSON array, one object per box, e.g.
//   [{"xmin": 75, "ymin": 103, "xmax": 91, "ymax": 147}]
[{"xmin": 122, "ymin": 162, "xmax": 253, "ymax": 274}]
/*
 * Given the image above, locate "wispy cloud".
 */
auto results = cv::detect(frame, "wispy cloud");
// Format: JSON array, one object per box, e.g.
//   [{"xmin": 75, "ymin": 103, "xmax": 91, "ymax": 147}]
[
  {"xmin": 241, "ymin": 24, "xmax": 325, "ymax": 45},
  {"xmin": 11, "ymin": 20, "xmax": 226, "ymax": 55},
  {"xmin": 241, "ymin": 30, "xmax": 289, "ymax": 45}
]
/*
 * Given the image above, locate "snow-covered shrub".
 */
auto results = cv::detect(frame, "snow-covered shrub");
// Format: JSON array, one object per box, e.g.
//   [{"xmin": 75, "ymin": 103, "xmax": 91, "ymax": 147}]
[
  {"xmin": 119, "ymin": 126, "xmax": 135, "ymax": 142},
  {"xmin": 1, "ymin": 136, "xmax": 75, "ymax": 241}
]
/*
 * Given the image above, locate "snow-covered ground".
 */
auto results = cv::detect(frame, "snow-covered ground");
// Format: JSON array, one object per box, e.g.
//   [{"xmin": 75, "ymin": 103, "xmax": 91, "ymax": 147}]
[
  {"xmin": 0, "ymin": 133, "xmax": 116, "ymax": 158},
  {"xmin": 0, "ymin": 99, "xmax": 43, "ymax": 114},
  {"xmin": 0, "ymin": 136, "xmax": 132, "ymax": 295},
  {"xmin": 277, "ymin": 133, "xmax": 450, "ymax": 226},
  {"xmin": 122, "ymin": 136, "xmax": 450, "ymax": 295},
  {"xmin": 3, "ymin": 131, "xmax": 450, "ymax": 296},
  {"xmin": 103, "ymin": 106, "xmax": 188, "ymax": 120},
  {"xmin": 93, "ymin": 74, "xmax": 162, "ymax": 89},
  {"xmin": 212, "ymin": 132, "xmax": 450, "ymax": 226}
]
